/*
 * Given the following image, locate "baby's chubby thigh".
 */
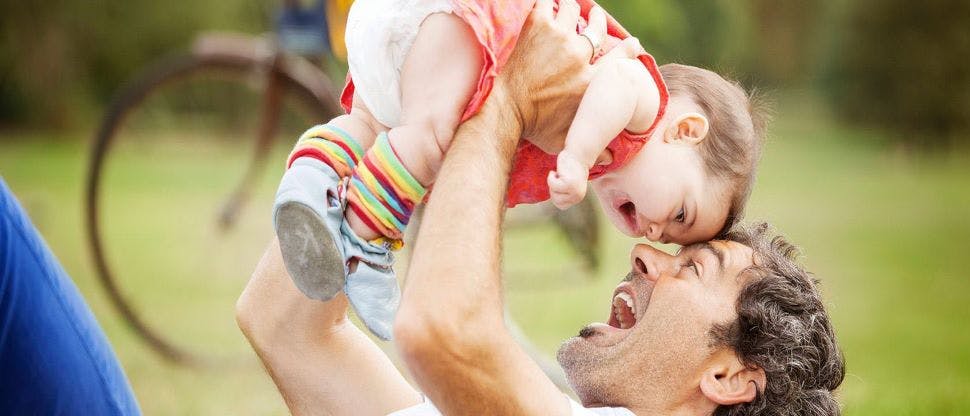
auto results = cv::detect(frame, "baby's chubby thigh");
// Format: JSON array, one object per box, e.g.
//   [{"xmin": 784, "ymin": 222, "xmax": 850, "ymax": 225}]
[
  {"xmin": 333, "ymin": 97, "xmax": 389, "ymax": 150},
  {"xmin": 390, "ymin": 12, "xmax": 485, "ymax": 185}
]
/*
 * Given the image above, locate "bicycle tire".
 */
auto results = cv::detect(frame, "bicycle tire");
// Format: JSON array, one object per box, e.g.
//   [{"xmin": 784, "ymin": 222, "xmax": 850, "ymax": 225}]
[{"xmin": 86, "ymin": 46, "xmax": 342, "ymax": 366}]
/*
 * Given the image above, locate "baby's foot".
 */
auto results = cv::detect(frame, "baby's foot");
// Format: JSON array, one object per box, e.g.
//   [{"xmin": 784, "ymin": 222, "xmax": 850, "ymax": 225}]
[
  {"xmin": 548, "ymin": 151, "xmax": 590, "ymax": 210},
  {"xmin": 274, "ymin": 157, "xmax": 349, "ymax": 301},
  {"xmin": 340, "ymin": 226, "xmax": 399, "ymax": 341}
]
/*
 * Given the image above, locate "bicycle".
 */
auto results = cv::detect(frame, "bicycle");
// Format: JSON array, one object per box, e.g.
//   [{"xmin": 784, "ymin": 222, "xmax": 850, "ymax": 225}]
[{"xmin": 86, "ymin": 0, "xmax": 599, "ymax": 383}]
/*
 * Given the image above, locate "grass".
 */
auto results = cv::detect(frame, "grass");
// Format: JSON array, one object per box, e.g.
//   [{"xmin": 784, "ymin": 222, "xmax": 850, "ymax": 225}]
[{"xmin": 2, "ymin": 93, "xmax": 969, "ymax": 414}]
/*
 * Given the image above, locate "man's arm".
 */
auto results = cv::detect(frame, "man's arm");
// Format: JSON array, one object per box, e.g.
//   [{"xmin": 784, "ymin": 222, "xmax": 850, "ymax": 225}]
[
  {"xmin": 395, "ymin": 86, "xmax": 569, "ymax": 414},
  {"xmin": 236, "ymin": 239, "xmax": 420, "ymax": 415},
  {"xmin": 393, "ymin": 0, "xmax": 635, "ymax": 414}
]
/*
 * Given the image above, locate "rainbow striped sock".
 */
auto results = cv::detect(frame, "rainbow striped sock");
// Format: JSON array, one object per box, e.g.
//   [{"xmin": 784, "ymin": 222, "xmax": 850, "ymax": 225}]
[
  {"xmin": 347, "ymin": 132, "xmax": 427, "ymax": 242},
  {"xmin": 286, "ymin": 124, "xmax": 365, "ymax": 178}
]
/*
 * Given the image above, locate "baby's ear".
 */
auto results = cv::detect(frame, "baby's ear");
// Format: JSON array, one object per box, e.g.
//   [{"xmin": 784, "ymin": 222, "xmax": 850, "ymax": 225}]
[{"xmin": 665, "ymin": 112, "xmax": 709, "ymax": 146}]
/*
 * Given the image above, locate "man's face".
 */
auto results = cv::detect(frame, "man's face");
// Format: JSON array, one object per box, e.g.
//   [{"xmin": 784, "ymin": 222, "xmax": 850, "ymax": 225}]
[{"xmin": 557, "ymin": 240, "xmax": 755, "ymax": 409}]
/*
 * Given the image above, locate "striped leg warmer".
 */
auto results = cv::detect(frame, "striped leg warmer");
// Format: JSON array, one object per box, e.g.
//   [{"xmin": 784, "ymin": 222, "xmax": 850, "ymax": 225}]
[
  {"xmin": 347, "ymin": 132, "xmax": 427, "ymax": 246},
  {"xmin": 286, "ymin": 124, "xmax": 365, "ymax": 177}
]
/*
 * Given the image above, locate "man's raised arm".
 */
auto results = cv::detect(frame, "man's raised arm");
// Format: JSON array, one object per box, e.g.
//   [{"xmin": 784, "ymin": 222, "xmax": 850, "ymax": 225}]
[
  {"xmin": 393, "ymin": 1, "xmax": 639, "ymax": 413},
  {"xmin": 236, "ymin": 239, "xmax": 421, "ymax": 415}
]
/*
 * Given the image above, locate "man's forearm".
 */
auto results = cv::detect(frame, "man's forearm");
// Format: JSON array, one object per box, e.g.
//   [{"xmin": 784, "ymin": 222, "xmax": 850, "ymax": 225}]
[
  {"xmin": 237, "ymin": 240, "xmax": 419, "ymax": 415},
  {"xmin": 397, "ymin": 87, "xmax": 520, "ymax": 331},
  {"xmin": 395, "ymin": 87, "xmax": 570, "ymax": 415}
]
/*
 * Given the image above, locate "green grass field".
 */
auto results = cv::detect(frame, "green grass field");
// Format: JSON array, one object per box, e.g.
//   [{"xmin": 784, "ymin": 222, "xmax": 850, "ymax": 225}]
[{"xmin": 1, "ymin": 93, "xmax": 969, "ymax": 414}]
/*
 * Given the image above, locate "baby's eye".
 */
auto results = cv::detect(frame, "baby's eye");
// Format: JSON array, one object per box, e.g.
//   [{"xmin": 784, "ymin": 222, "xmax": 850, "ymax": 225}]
[{"xmin": 675, "ymin": 208, "xmax": 685, "ymax": 223}]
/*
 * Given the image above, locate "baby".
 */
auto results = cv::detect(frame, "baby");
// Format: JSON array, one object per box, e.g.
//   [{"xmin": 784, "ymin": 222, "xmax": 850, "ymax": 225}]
[{"xmin": 273, "ymin": 0, "xmax": 764, "ymax": 340}]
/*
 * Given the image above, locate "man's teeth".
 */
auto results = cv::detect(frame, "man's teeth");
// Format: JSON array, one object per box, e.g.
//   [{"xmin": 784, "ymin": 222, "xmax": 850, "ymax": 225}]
[
  {"xmin": 612, "ymin": 292, "xmax": 636, "ymax": 329},
  {"xmin": 615, "ymin": 292, "xmax": 633, "ymax": 310}
]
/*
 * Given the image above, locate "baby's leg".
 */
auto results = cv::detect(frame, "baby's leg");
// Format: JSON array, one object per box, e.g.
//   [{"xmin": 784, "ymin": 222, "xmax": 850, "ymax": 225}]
[
  {"xmin": 346, "ymin": 12, "xmax": 484, "ymax": 241},
  {"xmin": 331, "ymin": 101, "xmax": 387, "ymax": 150},
  {"xmin": 284, "ymin": 99, "xmax": 386, "ymax": 180},
  {"xmin": 274, "ymin": 99, "xmax": 386, "ymax": 301}
]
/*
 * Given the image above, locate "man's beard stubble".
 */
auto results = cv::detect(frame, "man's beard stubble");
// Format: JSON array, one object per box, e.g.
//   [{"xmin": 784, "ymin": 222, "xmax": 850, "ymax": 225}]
[
  {"xmin": 556, "ymin": 270, "xmax": 643, "ymax": 406},
  {"xmin": 557, "ymin": 330, "xmax": 611, "ymax": 405}
]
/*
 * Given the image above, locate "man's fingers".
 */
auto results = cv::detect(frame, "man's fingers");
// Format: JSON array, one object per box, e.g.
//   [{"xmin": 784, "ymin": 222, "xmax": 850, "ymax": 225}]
[
  {"xmin": 595, "ymin": 37, "xmax": 645, "ymax": 65},
  {"xmin": 586, "ymin": 6, "xmax": 607, "ymax": 43},
  {"xmin": 555, "ymin": 0, "xmax": 581, "ymax": 31}
]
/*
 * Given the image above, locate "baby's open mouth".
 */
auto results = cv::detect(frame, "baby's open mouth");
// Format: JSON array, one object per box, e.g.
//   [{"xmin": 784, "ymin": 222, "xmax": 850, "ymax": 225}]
[{"xmin": 617, "ymin": 200, "xmax": 639, "ymax": 235}]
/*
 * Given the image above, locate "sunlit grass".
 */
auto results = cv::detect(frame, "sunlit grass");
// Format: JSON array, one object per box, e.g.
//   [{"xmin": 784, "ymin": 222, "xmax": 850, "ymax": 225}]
[{"xmin": 1, "ymin": 95, "xmax": 969, "ymax": 414}]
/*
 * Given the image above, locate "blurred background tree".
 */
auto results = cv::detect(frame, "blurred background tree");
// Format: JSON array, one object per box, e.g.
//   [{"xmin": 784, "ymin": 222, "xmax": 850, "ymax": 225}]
[
  {"xmin": 0, "ymin": 0, "xmax": 268, "ymax": 129},
  {"xmin": 1, "ymin": 0, "xmax": 968, "ymax": 141},
  {"xmin": 822, "ymin": 0, "xmax": 970, "ymax": 149}
]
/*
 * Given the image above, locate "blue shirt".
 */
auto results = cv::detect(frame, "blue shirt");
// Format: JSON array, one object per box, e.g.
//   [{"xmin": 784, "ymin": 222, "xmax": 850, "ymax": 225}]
[{"xmin": 0, "ymin": 178, "xmax": 140, "ymax": 415}]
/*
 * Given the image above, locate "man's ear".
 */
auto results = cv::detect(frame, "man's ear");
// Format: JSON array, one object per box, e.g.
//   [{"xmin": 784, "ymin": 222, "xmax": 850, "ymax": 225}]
[
  {"xmin": 664, "ymin": 112, "xmax": 709, "ymax": 146},
  {"xmin": 699, "ymin": 357, "xmax": 766, "ymax": 406}
]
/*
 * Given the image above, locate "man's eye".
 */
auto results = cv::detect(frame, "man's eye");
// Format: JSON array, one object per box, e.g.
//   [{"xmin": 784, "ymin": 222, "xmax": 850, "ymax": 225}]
[
  {"xmin": 681, "ymin": 261, "xmax": 698, "ymax": 275},
  {"xmin": 675, "ymin": 208, "xmax": 685, "ymax": 223}
]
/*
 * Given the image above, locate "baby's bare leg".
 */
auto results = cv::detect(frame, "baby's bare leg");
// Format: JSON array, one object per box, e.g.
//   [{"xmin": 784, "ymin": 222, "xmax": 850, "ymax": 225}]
[
  {"xmin": 338, "ymin": 95, "xmax": 389, "ymax": 150},
  {"xmin": 347, "ymin": 12, "xmax": 483, "ymax": 240}
]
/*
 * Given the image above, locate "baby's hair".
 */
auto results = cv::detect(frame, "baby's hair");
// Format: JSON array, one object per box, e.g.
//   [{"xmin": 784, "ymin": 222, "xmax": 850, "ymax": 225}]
[{"xmin": 659, "ymin": 64, "xmax": 768, "ymax": 237}]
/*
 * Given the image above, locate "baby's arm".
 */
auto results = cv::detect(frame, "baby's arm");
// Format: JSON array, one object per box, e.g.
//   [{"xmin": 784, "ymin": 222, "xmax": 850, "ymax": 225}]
[{"xmin": 548, "ymin": 58, "xmax": 660, "ymax": 210}]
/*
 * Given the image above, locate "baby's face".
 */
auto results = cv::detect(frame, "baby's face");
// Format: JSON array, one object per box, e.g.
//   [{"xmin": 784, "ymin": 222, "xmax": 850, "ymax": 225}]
[{"xmin": 590, "ymin": 135, "xmax": 730, "ymax": 245}]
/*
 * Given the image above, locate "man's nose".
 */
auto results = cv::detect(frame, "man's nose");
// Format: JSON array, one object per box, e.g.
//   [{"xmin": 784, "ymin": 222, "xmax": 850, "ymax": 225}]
[{"xmin": 630, "ymin": 244, "xmax": 676, "ymax": 282}]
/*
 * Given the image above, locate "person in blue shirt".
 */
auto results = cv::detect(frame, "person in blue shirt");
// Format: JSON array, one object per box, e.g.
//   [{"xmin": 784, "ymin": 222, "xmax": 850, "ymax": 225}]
[{"xmin": 0, "ymin": 177, "xmax": 140, "ymax": 415}]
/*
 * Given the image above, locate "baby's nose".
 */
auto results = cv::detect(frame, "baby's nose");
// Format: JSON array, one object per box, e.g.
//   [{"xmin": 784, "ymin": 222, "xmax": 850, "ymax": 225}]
[{"xmin": 645, "ymin": 222, "xmax": 665, "ymax": 241}]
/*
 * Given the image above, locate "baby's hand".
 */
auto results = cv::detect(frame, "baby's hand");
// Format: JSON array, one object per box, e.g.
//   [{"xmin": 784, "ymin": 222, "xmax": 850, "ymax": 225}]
[{"xmin": 547, "ymin": 151, "xmax": 590, "ymax": 210}]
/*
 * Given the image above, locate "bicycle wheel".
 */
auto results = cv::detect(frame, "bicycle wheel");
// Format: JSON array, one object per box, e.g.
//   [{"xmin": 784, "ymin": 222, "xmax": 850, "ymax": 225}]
[{"xmin": 86, "ymin": 40, "xmax": 342, "ymax": 365}]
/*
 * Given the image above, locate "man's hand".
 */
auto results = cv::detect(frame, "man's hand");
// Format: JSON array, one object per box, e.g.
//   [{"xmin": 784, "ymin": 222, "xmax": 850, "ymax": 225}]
[{"xmin": 499, "ymin": 0, "xmax": 643, "ymax": 149}]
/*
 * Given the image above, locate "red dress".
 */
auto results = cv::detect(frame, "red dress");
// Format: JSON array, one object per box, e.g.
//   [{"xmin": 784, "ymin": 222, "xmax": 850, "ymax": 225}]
[{"xmin": 340, "ymin": 0, "xmax": 670, "ymax": 207}]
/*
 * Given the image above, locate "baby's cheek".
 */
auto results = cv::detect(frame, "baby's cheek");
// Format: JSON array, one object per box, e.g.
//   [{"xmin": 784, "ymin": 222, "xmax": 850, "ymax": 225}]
[
  {"xmin": 588, "ymin": 177, "xmax": 612, "ymax": 195},
  {"xmin": 588, "ymin": 184, "xmax": 610, "ymax": 208}
]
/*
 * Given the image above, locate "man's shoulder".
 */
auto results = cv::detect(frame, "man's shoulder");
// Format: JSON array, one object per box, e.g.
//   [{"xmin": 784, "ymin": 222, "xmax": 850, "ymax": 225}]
[{"xmin": 387, "ymin": 396, "xmax": 635, "ymax": 416}]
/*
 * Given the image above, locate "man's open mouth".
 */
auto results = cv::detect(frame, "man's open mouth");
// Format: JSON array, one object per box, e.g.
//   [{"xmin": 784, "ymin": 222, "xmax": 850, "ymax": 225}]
[
  {"xmin": 609, "ymin": 284, "xmax": 638, "ymax": 329},
  {"xmin": 578, "ymin": 279, "xmax": 649, "ymax": 347}
]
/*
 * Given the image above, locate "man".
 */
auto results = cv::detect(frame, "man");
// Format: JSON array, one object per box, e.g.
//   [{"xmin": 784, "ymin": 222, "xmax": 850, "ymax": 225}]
[{"xmin": 236, "ymin": 0, "xmax": 845, "ymax": 414}]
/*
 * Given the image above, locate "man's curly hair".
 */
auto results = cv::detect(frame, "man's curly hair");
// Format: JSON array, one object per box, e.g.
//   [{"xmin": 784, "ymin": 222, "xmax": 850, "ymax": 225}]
[{"xmin": 712, "ymin": 223, "xmax": 845, "ymax": 416}]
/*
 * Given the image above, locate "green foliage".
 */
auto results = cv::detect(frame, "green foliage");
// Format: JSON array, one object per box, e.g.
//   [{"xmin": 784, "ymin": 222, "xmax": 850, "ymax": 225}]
[
  {"xmin": 0, "ymin": 0, "xmax": 268, "ymax": 128},
  {"xmin": 2, "ymin": 0, "xmax": 965, "ymax": 149},
  {"xmin": 823, "ymin": 0, "xmax": 970, "ymax": 148},
  {"xmin": 597, "ymin": 0, "xmax": 749, "ymax": 77},
  {"xmin": 0, "ymin": 0, "xmax": 758, "ymax": 128},
  {"xmin": 598, "ymin": 0, "xmax": 823, "ymax": 87}
]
